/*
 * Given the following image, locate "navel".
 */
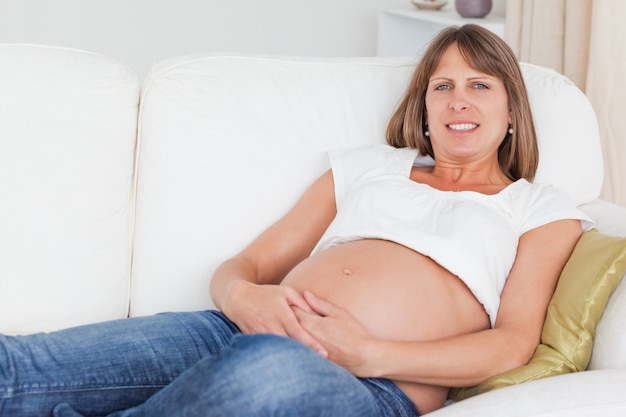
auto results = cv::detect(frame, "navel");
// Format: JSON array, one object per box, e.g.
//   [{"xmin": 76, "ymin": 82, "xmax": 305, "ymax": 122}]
[{"xmin": 342, "ymin": 268, "xmax": 353, "ymax": 277}]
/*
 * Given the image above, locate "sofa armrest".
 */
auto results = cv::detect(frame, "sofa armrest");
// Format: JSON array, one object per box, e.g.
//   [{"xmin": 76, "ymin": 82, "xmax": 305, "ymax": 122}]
[{"xmin": 430, "ymin": 368, "xmax": 626, "ymax": 417}]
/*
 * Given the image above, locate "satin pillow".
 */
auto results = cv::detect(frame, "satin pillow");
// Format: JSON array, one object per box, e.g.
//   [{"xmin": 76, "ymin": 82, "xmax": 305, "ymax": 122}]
[{"xmin": 450, "ymin": 229, "xmax": 626, "ymax": 400}]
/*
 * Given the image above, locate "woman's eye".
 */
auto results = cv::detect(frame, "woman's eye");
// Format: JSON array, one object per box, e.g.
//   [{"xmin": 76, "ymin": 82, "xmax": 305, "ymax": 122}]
[
  {"xmin": 473, "ymin": 83, "xmax": 489, "ymax": 89},
  {"xmin": 435, "ymin": 84, "xmax": 451, "ymax": 91}
]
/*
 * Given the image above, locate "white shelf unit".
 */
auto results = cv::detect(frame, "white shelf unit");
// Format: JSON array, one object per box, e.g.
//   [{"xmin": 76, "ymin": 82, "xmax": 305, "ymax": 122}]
[{"xmin": 377, "ymin": 5, "xmax": 505, "ymax": 57}]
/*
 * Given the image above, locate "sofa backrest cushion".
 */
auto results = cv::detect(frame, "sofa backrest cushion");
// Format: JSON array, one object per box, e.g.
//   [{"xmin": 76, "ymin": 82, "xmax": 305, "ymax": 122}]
[
  {"xmin": 131, "ymin": 55, "xmax": 416, "ymax": 315},
  {"xmin": 131, "ymin": 54, "xmax": 604, "ymax": 316},
  {"xmin": 522, "ymin": 63, "xmax": 603, "ymax": 202},
  {"xmin": 0, "ymin": 45, "xmax": 139, "ymax": 334}
]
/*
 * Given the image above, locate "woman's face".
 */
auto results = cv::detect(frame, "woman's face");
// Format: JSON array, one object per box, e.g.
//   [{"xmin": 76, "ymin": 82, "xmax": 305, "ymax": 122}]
[{"xmin": 425, "ymin": 44, "xmax": 511, "ymax": 166}]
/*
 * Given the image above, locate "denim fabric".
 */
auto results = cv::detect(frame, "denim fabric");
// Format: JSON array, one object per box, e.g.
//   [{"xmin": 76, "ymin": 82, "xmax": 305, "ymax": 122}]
[{"xmin": 0, "ymin": 311, "xmax": 419, "ymax": 417}]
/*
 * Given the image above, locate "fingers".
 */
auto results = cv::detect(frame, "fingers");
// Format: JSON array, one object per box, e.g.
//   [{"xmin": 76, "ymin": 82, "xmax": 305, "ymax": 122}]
[
  {"xmin": 302, "ymin": 291, "xmax": 337, "ymax": 317},
  {"xmin": 284, "ymin": 287, "xmax": 315, "ymax": 314},
  {"xmin": 284, "ymin": 311, "xmax": 328, "ymax": 357},
  {"xmin": 225, "ymin": 284, "xmax": 329, "ymax": 357}
]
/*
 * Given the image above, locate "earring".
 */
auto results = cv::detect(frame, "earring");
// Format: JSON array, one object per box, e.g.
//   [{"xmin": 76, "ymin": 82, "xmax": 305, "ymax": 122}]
[
  {"xmin": 508, "ymin": 125, "xmax": 514, "ymax": 135},
  {"xmin": 424, "ymin": 124, "xmax": 430, "ymax": 137}
]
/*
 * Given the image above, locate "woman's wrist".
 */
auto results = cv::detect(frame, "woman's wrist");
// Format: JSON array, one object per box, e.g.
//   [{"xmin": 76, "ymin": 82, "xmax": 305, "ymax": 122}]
[
  {"xmin": 218, "ymin": 279, "xmax": 249, "ymax": 316},
  {"xmin": 356, "ymin": 337, "xmax": 392, "ymax": 378}
]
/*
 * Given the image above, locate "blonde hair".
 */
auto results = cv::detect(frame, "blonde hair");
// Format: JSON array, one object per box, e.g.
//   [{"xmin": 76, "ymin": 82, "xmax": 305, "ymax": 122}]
[{"xmin": 386, "ymin": 24, "xmax": 539, "ymax": 181}]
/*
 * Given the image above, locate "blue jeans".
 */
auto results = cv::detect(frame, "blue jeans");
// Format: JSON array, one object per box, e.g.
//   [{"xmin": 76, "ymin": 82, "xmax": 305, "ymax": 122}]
[{"xmin": 0, "ymin": 311, "xmax": 419, "ymax": 417}]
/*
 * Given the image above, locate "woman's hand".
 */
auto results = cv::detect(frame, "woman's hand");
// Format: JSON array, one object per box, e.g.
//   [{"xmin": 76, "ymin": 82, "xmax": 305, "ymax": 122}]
[
  {"xmin": 222, "ymin": 281, "xmax": 328, "ymax": 355},
  {"xmin": 293, "ymin": 291, "xmax": 377, "ymax": 376},
  {"xmin": 210, "ymin": 170, "xmax": 337, "ymax": 356}
]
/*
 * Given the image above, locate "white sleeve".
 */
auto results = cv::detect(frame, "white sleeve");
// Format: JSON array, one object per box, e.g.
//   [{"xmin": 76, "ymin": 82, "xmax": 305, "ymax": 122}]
[
  {"xmin": 520, "ymin": 182, "xmax": 595, "ymax": 234},
  {"xmin": 327, "ymin": 144, "xmax": 392, "ymax": 209}
]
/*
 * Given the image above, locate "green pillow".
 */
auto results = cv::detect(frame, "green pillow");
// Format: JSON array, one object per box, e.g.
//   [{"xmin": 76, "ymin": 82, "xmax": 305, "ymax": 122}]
[{"xmin": 450, "ymin": 229, "xmax": 626, "ymax": 400}]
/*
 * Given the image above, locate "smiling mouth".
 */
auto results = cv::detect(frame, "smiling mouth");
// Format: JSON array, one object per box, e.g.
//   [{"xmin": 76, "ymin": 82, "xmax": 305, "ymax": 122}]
[{"xmin": 448, "ymin": 123, "xmax": 478, "ymax": 131}]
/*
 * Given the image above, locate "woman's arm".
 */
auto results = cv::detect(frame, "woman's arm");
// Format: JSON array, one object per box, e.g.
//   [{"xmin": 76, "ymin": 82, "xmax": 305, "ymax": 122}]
[
  {"xmin": 296, "ymin": 218, "xmax": 583, "ymax": 386},
  {"xmin": 210, "ymin": 170, "xmax": 336, "ymax": 353}
]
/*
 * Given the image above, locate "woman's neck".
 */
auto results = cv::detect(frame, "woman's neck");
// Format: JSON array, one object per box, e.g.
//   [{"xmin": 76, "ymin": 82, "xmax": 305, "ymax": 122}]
[{"xmin": 411, "ymin": 164, "xmax": 512, "ymax": 194}]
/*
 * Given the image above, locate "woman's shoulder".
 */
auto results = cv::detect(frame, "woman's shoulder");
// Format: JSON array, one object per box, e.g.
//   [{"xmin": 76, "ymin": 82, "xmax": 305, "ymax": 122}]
[
  {"xmin": 508, "ymin": 179, "xmax": 595, "ymax": 233},
  {"xmin": 329, "ymin": 143, "xmax": 415, "ymax": 160},
  {"xmin": 328, "ymin": 143, "xmax": 430, "ymax": 173},
  {"xmin": 510, "ymin": 179, "xmax": 575, "ymax": 203},
  {"xmin": 328, "ymin": 144, "xmax": 421, "ymax": 205}
]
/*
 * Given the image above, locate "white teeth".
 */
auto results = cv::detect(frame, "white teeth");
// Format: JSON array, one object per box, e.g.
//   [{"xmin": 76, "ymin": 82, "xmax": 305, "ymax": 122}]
[{"xmin": 448, "ymin": 123, "xmax": 478, "ymax": 131}]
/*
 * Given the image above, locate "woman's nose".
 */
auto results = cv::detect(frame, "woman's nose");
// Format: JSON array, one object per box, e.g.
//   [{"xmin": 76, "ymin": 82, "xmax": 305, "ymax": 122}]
[{"xmin": 449, "ymin": 93, "xmax": 470, "ymax": 112}]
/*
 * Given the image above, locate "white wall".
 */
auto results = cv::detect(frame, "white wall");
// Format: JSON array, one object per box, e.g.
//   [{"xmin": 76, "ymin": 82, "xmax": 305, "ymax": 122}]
[{"xmin": 0, "ymin": 0, "xmax": 506, "ymax": 79}]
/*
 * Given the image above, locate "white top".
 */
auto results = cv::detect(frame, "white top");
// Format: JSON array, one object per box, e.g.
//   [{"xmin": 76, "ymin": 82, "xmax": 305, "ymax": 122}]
[{"xmin": 312, "ymin": 145, "xmax": 595, "ymax": 327}]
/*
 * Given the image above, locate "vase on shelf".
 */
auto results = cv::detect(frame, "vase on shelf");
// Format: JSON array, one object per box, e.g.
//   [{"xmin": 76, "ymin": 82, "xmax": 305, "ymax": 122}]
[{"xmin": 455, "ymin": 0, "xmax": 492, "ymax": 18}]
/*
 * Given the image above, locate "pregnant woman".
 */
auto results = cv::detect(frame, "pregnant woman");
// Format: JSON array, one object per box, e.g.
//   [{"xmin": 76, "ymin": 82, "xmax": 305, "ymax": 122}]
[{"xmin": 0, "ymin": 24, "xmax": 593, "ymax": 417}]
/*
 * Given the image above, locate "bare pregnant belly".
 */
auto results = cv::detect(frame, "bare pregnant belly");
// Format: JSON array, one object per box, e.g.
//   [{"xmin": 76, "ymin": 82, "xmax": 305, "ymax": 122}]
[
  {"xmin": 280, "ymin": 239, "xmax": 490, "ymax": 413},
  {"xmin": 282, "ymin": 239, "xmax": 489, "ymax": 341}
]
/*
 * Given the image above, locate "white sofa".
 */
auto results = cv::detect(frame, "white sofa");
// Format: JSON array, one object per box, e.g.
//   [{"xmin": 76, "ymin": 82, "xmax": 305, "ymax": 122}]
[{"xmin": 0, "ymin": 44, "xmax": 625, "ymax": 416}]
